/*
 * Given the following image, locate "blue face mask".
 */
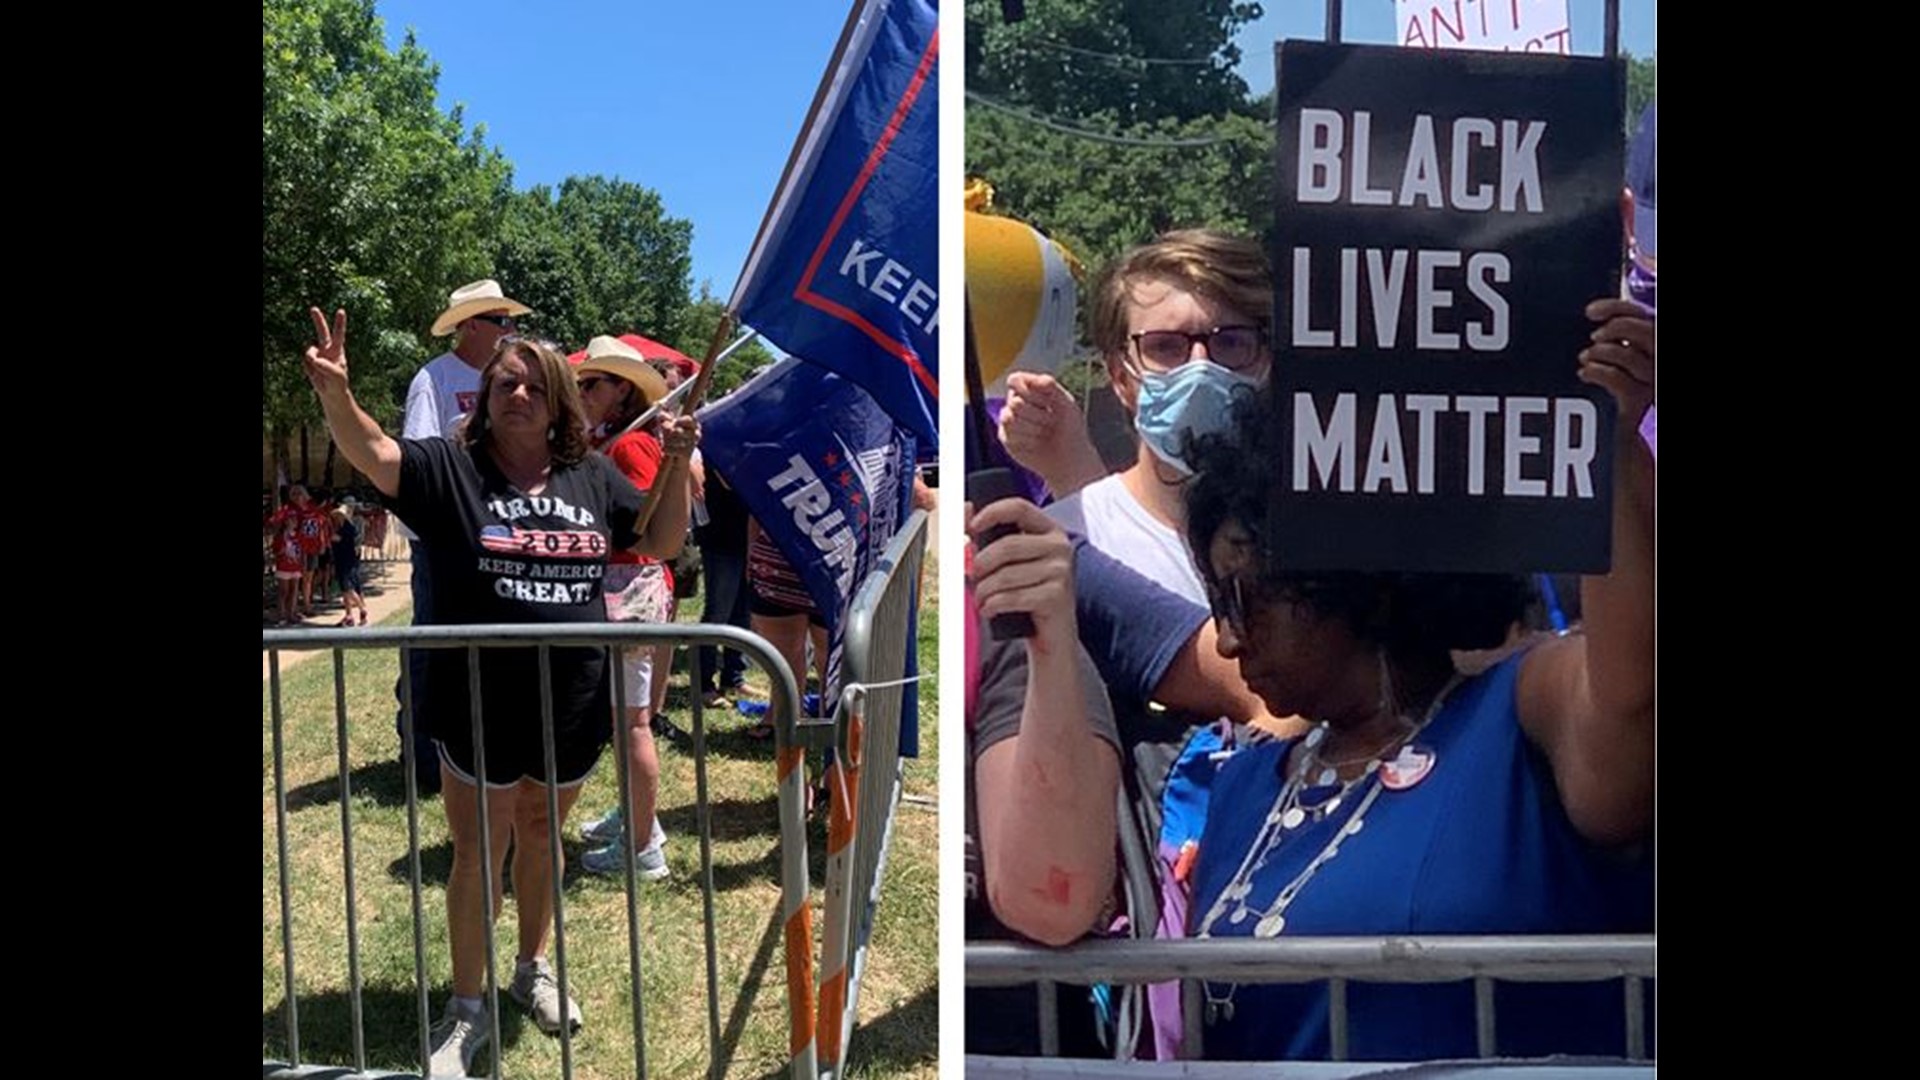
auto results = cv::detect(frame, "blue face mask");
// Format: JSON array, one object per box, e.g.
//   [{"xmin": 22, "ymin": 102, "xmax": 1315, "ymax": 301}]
[{"xmin": 1133, "ymin": 360, "xmax": 1264, "ymax": 476}]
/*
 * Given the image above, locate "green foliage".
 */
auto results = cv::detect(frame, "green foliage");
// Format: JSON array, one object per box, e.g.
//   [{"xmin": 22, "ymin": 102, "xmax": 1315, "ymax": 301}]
[
  {"xmin": 263, "ymin": 0, "xmax": 509, "ymax": 435},
  {"xmin": 492, "ymin": 178, "xmax": 696, "ymax": 352},
  {"xmin": 965, "ymin": 0, "xmax": 1265, "ymax": 124},
  {"xmin": 1624, "ymin": 52, "xmax": 1656, "ymax": 136},
  {"xmin": 965, "ymin": 0, "xmax": 1273, "ymax": 279},
  {"xmin": 676, "ymin": 283, "xmax": 777, "ymax": 403},
  {"xmin": 970, "ymin": 106, "xmax": 1274, "ymax": 275},
  {"xmin": 265, "ymin": 0, "xmax": 704, "ymax": 450}
]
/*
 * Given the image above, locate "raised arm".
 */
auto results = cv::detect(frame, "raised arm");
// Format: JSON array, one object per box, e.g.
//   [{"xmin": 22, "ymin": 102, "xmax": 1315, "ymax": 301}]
[
  {"xmin": 969, "ymin": 496, "xmax": 1120, "ymax": 946},
  {"xmin": 301, "ymin": 308, "xmax": 402, "ymax": 497},
  {"xmin": 1518, "ymin": 298, "xmax": 1656, "ymax": 847}
]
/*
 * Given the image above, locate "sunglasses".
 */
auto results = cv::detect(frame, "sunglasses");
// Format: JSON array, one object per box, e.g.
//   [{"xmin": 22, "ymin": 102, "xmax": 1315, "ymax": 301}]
[
  {"xmin": 471, "ymin": 313, "xmax": 518, "ymax": 329},
  {"xmin": 1207, "ymin": 574, "xmax": 1253, "ymax": 637},
  {"xmin": 577, "ymin": 376, "xmax": 612, "ymax": 393},
  {"xmin": 1128, "ymin": 325, "xmax": 1267, "ymax": 373}
]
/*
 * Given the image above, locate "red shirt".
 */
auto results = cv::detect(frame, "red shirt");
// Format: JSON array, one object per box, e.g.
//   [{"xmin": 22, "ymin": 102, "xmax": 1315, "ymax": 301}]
[
  {"xmin": 604, "ymin": 430, "xmax": 664, "ymax": 569},
  {"xmin": 294, "ymin": 504, "xmax": 328, "ymax": 555}
]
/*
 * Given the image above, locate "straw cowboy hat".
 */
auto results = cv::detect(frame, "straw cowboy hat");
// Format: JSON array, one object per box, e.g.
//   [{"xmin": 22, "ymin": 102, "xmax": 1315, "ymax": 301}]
[
  {"xmin": 575, "ymin": 335, "xmax": 669, "ymax": 408},
  {"xmin": 430, "ymin": 279, "xmax": 533, "ymax": 336}
]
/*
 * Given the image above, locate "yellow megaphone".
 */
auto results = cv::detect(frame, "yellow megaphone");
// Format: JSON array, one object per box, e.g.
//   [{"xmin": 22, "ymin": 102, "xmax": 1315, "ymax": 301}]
[{"xmin": 965, "ymin": 210, "xmax": 1081, "ymax": 397}]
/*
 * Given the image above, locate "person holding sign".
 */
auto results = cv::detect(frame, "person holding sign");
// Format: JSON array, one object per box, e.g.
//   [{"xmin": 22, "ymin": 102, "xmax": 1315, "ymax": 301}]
[
  {"xmin": 1044, "ymin": 229, "xmax": 1274, "ymax": 608},
  {"xmin": 298, "ymin": 310, "xmax": 699, "ymax": 1077},
  {"xmin": 1178, "ymin": 296, "xmax": 1654, "ymax": 1061}
]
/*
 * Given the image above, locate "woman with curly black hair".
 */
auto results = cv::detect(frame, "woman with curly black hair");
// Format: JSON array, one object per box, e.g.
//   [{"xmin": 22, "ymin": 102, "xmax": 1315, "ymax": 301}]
[{"xmin": 1179, "ymin": 299, "xmax": 1655, "ymax": 1061}]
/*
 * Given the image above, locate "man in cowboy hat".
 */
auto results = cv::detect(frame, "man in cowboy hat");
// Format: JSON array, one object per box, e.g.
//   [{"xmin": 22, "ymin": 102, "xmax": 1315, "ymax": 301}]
[
  {"xmin": 407, "ymin": 279, "xmax": 534, "ymax": 441},
  {"xmin": 395, "ymin": 278, "xmax": 533, "ymax": 795}
]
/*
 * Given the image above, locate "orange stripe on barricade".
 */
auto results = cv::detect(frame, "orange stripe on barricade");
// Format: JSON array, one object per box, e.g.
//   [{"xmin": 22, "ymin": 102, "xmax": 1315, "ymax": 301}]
[
  {"xmin": 778, "ymin": 745, "xmax": 804, "ymax": 781},
  {"xmin": 846, "ymin": 711, "xmax": 865, "ymax": 769},
  {"xmin": 827, "ymin": 761, "xmax": 860, "ymax": 855},
  {"xmin": 818, "ymin": 968, "xmax": 849, "ymax": 1064},
  {"xmin": 785, "ymin": 905, "xmax": 816, "ymax": 1056}
]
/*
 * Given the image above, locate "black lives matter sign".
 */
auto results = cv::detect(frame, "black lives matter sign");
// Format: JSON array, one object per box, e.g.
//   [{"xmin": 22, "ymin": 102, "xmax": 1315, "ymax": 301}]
[{"xmin": 1269, "ymin": 41, "xmax": 1623, "ymax": 573}]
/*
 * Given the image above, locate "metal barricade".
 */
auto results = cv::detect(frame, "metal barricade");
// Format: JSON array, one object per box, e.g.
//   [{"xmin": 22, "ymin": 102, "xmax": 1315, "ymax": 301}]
[
  {"xmin": 263, "ymin": 622, "xmax": 816, "ymax": 1080},
  {"xmin": 965, "ymin": 934, "xmax": 1655, "ymax": 1072},
  {"xmin": 815, "ymin": 509, "xmax": 930, "ymax": 1079}
]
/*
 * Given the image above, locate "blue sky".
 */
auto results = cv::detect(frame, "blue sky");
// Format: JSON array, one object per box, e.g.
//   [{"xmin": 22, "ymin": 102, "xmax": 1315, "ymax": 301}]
[
  {"xmin": 1235, "ymin": 0, "xmax": 1657, "ymax": 96},
  {"xmin": 377, "ymin": 0, "xmax": 861, "ymax": 299},
  {"xmin": 374, "ymin": 0, "xmax": 1653, "ymax": 295}
]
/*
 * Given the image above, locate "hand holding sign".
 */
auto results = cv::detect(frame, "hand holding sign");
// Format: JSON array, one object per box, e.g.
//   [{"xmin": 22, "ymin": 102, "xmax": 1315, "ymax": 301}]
[{"xmin": 1579, "ymin": 299, "xmax": 1654, "ymax": 424}]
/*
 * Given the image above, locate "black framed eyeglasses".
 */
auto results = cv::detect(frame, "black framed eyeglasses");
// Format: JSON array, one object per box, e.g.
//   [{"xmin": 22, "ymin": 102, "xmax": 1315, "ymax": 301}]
[
  {"xmin": 472, "ymin": 313, "xmax": 518, "ymax": 329},
  {"xmin": 1128, "ymin": 325, "xmax": 1267, "ymax": 373}
]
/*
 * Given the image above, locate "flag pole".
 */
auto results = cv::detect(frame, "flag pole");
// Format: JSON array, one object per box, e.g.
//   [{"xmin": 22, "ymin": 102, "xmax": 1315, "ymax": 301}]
[{"xmin": 629, "ymin": 314, "xmax": 735, "ymax": 538}]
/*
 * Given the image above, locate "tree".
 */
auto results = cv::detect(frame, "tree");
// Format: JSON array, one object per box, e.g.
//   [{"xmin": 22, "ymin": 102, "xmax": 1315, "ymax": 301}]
[
  {"xmin": 490, "ymin": 177, "xmax": 695, "ymax": 353},
  {"xmin": 676, "ymin": 283, "xmax": 777, "ymax": 403},
  {"xmin": 263, "ymin": 0, "xmax": 510, "ymax": 447},
  {"xmin": 965, "ymin": 0, "xmax": 1275, "ymax": 278},
  {"xmin": 969, "ymin": 103, "xmax": 1274, "ymax": 274},
  {"xmin": 965, "ymin": 0, "xmax": 1266, "ymax": 125}
]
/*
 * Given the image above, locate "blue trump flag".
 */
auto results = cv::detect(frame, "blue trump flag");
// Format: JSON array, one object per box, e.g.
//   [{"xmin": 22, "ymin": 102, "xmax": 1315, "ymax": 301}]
[
  {"xmin": 698, "ymin": 358, "xmax": 920, "ymax": 755},
  {"xmin": 729, "ymin": 0, "xmax": 939, "ymax": 450}
]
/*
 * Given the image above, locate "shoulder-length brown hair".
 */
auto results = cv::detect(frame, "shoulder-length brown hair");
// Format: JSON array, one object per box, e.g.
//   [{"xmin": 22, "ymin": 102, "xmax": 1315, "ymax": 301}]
[{"xmin": 459, "ymin": 337, "xmax": 594, "ymax": 466}]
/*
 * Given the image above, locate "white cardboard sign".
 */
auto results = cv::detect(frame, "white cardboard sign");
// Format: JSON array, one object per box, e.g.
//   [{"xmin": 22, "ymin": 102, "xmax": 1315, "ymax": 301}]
[{"xmin": 1395, "ymin": 0, "xmax": 1572, "ymax": 54}]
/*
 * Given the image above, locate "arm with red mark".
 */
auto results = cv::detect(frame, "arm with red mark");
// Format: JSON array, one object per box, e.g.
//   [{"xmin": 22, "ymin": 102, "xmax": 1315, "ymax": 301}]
[{"xmin": 969, "ymin": 497, "xmax": 1120, "ymax": 946}]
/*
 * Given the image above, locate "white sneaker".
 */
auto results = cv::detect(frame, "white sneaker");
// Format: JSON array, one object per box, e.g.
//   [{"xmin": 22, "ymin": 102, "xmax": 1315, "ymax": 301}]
[
  {"xmin": 579, "ymin": 806, "xmax": 625, "ymax": 845},
  {"xmin": 507, "ymin": 957, "xmax": 583, "ymax": 1035},
  {"xmin": 583, "ymin": 819, "xmax": 669, "ymax": 880},
  {"xmin": 427, "ymin": 999, "xmax": 490, "ymax": 1078}
]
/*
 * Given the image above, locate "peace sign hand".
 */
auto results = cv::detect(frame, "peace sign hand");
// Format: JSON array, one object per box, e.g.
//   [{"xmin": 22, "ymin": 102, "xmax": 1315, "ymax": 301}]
[{"xmin": 302, "ymin": 307, "xmax": 352, "ymax": 403}]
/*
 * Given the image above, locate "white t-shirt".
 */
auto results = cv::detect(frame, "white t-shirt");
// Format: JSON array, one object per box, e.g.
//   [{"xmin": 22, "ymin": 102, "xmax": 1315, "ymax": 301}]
[
  {"xmin": 397, "ymin": 352, "xmax": 484, "ymax": 540},
  {"xmin": 1046, "ymin": 473, "xmax": 1206, "ymax": 607},
  {"xmin": 403, "ymin": 352, "xmax": 484, "ymax": 440}
]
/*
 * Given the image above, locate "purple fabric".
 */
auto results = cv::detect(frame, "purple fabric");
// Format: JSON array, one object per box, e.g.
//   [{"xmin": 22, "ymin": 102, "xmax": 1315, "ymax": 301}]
[
  {"xmin": 1149, "ymin": 840, "xmax": 1192, "ymax": 1060},
  {"xmin": 1639, "ymin": 405, "xmax": 1657, "ymax": 459}
]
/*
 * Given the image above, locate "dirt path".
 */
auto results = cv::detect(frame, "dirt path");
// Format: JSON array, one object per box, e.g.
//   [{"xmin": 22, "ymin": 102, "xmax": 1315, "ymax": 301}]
[{"xmin": 261, "ymin": 556, "xmax": 414, "ymax": 680}]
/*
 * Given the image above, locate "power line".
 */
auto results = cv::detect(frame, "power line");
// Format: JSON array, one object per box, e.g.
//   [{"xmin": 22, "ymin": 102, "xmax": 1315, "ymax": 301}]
[
  {"xmin": 1026, "ymin": 37, "xmax": 1220, "ymax": 67},
  {"xmin": 965, "ymin": 90, "xmax": 1240, "ymax": 148}
]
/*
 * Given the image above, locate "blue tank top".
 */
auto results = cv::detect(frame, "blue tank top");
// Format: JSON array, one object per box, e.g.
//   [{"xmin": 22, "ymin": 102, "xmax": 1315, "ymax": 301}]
[{"xmin": 1188, "ymin": 654, "xmax": 1652, "ymax": 1061}]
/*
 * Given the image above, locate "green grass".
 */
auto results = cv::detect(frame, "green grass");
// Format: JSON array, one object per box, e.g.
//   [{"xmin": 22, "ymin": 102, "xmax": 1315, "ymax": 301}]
[{"xmin": 263, "ymin": 587, "xmax": 938, "ymax": 1079}]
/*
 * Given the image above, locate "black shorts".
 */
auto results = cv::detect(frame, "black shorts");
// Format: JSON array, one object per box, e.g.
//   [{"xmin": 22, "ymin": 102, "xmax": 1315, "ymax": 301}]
[
  {"xmin": 335, "ymin": 563, "xmax": 364, "ymax": 593},
  {"xmin": 434, "ymin": 724, "xmax": 608, "ymax": 790}
]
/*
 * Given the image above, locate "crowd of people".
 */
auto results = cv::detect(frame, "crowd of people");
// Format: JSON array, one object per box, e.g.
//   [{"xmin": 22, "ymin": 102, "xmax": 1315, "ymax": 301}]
[
  {"xmin": 962, "ymin": 100, "xmax": 1658, "ymax": 1064},
  {"xmin": 263, "ymin": 484, "xmax": 386, "ymax": 626}
]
